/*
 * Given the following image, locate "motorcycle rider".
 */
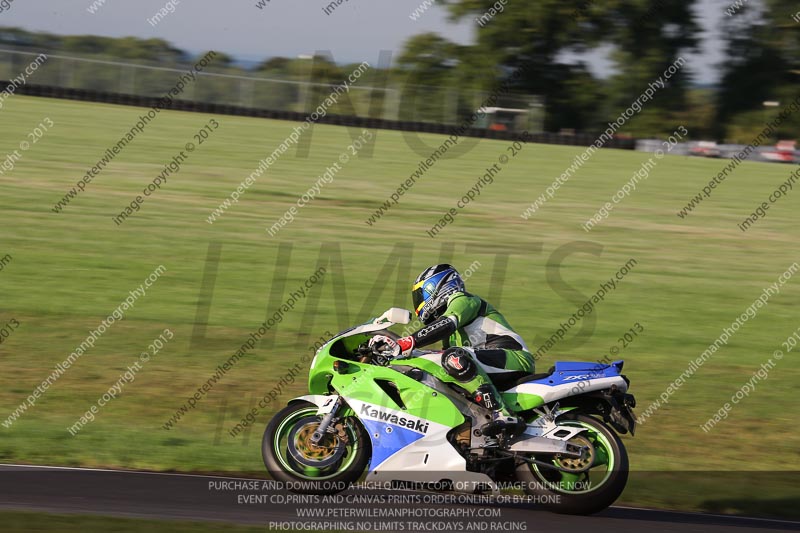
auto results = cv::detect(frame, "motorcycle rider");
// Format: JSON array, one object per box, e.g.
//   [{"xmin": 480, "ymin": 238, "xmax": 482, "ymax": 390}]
[{"xmin": 369, "ymin": 264, "xmax": 534, "ymax": 439}]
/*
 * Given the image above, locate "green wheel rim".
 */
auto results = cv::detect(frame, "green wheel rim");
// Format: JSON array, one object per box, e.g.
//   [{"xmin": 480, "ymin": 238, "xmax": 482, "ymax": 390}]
[
  {"xmin": 272, "ymin": 407, "xmax": 361, "ymax": 481},
  {"xmin": 531, "ymin": 419, "xmax": 616, "ymax": 495}
]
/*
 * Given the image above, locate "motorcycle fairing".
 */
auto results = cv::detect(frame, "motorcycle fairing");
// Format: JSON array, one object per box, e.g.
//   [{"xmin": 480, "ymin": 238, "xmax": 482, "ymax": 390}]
[
  {"xmin": 344, "ymin": 398, "xmax": 459, "ymax": 472},
  {"xmin": 504, "ymin": 360, "xmax": 629, "ymax": 406}
]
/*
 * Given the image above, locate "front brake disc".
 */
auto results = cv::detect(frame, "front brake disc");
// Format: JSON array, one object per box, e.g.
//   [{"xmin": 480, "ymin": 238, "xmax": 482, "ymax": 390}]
[{"xmin": 287, "ymin": 416, "xmax": 346, "ymax": 468}]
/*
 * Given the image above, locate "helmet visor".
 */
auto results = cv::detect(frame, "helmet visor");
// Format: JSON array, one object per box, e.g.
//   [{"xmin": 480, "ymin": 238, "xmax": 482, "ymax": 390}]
[
  {"xmin": 411, "ymin": 272, "xmax": 447, "ymax": 318},
  {"xmin": 412, "ymin": 283, "xmax": 427, "ymax": 317}
]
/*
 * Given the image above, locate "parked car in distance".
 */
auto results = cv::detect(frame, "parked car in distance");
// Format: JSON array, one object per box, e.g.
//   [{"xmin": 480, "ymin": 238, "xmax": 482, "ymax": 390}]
[
  {"xmin": 762, "ymin": 140, "xmax": 797, "ymax": 163},
  {"xmin": 689, "ymin": 141, "xmax": 721, "ymax": 158}
]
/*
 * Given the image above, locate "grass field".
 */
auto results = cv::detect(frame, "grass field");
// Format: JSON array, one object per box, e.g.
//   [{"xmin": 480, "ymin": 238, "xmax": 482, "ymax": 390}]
[
  {"xmin": 0, "ymin": 95, "xmax": 798, "ymax": 514},
  {"xmin": 0, "ymin": 511, "xmax": 271, "ymax": 532}
]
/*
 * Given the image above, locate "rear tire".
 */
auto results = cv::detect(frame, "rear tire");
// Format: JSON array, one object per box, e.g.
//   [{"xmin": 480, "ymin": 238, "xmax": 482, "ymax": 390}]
[
  {"xmin": 262, "ymin": 400, "xmax": 370, "ymax": 494},
  {"xmin": 515, "ymin": 413, "xmax": 628, "ymax": 515}
]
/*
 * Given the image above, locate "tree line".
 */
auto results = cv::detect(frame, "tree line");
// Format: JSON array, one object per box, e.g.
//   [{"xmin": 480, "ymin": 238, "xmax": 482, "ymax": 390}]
[{"xmin": 1, "ymin": 0, "xmax": 797, "ymax": 143}]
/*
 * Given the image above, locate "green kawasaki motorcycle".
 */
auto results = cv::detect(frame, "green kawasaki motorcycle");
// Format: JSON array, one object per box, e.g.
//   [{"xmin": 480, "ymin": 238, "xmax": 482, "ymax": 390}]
[{"xmin": 263, "ymin": 308, "xmax": 637, "ymax": 515}]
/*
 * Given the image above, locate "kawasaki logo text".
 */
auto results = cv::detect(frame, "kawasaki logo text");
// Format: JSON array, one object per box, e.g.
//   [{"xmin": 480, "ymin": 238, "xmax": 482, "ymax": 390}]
[{"xmin": 360, "ymin": 403, "xmax": 430, "ymax": 433}]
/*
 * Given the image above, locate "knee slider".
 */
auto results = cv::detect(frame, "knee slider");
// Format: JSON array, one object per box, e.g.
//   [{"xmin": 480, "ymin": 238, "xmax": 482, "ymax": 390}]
[{"xmin": 442, "ymin": 347, "xmax": 476, "ymax": 382}]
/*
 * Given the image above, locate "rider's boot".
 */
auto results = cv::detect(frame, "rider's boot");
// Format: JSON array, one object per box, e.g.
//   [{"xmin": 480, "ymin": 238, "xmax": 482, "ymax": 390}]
[{"xmin": 473, "ymin": 384, "xmax": 525, "ymax": 438}]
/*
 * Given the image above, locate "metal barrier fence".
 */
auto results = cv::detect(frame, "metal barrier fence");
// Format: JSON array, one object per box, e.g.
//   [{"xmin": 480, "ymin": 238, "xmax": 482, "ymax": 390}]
[
  {"xmin": 0, "ymin": 47, "xmax": 545, "ymax": 132},
  {"xmin": 636, "ymin": 139, "xmax": 800, "ymax": 164}
]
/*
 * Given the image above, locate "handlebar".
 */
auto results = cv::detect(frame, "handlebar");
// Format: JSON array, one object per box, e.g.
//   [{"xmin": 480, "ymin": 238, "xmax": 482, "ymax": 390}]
[{"xmin": 356, "ymin": 340, "xmax": 395, "ymax": 366}]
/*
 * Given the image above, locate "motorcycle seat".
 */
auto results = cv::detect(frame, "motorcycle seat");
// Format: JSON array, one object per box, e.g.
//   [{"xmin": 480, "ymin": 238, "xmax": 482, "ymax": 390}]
[{"xmin": 492, "ymin": 366, "xmax": 555, "ymax": 391}]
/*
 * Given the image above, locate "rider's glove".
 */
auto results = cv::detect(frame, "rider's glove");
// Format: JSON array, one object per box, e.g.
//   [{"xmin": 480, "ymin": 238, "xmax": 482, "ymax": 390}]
[
  {"xmin": 368, "ymin": 335, "xmax": 416, "ymax": 361},
  {"xmin": 368, "ymin": 335, "xmax": 400, "ymax": 358},
  {"xmin": 396, "ymin": 336, "xmax": 414, "ymax": 356}
]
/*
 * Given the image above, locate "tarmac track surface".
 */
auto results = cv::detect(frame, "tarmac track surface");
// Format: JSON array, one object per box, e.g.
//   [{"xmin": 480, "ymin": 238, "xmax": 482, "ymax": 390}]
[{"xmin": 0, "ymin": 465, "xmax": 798, "ymax": 532}]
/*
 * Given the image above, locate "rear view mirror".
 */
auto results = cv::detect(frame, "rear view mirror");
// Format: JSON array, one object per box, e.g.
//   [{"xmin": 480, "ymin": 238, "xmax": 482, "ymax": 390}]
[{"xmin": 378, "ymin": 308, "xmax": 411, "ymax": 325}]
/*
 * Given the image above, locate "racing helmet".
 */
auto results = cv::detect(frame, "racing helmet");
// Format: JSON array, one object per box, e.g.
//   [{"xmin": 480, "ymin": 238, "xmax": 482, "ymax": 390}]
[{"xmin": 411, "ymin": 264, "xmax": 465, "ymax": 325}]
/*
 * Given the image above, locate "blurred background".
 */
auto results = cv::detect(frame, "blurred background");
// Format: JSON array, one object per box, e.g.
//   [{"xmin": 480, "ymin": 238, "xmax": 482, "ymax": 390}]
[
  {"xmin": 0, "ymin": 0, "xmax": 799, "ymax": 528},
  {"xmin": 1, "ymin": 0, "xmax": 798, "ymax": 150}
]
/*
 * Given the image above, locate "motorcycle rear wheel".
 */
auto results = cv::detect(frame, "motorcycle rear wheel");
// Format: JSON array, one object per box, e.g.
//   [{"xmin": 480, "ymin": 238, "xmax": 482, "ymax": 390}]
[{"xmin": 515, "ymin": 413, "xmax": 629, "ymax": 515}]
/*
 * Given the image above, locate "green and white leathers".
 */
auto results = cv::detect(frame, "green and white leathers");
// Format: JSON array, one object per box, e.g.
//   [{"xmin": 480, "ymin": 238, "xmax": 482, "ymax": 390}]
[
  {"xmin": 443, "ymin": 291, "xmax": 534, "ymax": 370},
  {"xmin": 262, "ymin": 308, "xmax": 638, "ymax": 515},
  {"xmin": 439, "ymin": 291, "xmax": 535, "ymax": 415}
]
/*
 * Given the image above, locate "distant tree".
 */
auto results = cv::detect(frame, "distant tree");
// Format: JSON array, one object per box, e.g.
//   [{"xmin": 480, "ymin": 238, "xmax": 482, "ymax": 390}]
[
  {"xmin": 397, "ymin": 33, "xmax": 464, "ymax": 76},
  {"xmin": 255, "ymin": 57, "xmax": 292, "ymax": 73},
  {"xmin": 427, "ymin": 0, "xmax": 700, "ymax": 132},
  {"xmin": 199, "ymin": 51, "xmax": 235, "ymax": 68},
  {"xmin": 715, "ymin": 0, "xmax": 800, "ymax": 141},
  {"xmin": 0, "ymin": 27, "xmax": 188, "ymax": 63},
  {"xmin": 0, "ymin": 27, "xmax": 56, "ymax": 48},
  {"xmin": 396, "ymin": 32, "xmax": 521, "ymax": 122}
]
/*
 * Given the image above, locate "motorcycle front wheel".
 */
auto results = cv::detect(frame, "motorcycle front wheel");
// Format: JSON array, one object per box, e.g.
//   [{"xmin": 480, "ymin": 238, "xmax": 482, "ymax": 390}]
[{"xmin": 262, "ymin": 400, "xmax": 370, "ymax": 494}]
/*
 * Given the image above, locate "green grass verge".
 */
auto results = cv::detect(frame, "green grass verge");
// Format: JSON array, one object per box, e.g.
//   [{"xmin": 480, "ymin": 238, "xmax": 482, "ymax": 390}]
[
  {"xmin": 0, "ymin": 95, "xmax": 798, "ymax": 515},
  {"xmin": 0, "ymin": 511, "xmax": 271, "ymax": 532}
]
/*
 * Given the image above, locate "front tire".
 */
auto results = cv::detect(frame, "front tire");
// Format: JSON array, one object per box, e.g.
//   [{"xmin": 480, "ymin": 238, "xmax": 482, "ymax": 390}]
[
  {"xmin": 515, "ymin": 413, "xmax": 629, "ymax": 515},
  {"xmin": 262, "ymin": 400, "xmax": 370, "ymax": 494}
]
